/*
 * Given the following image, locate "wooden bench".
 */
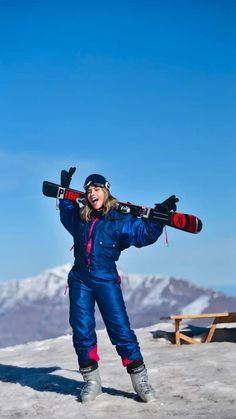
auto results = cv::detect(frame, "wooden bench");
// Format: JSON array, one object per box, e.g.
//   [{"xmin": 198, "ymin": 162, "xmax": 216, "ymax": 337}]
[{"xmin": 160, "ymin": 312, "xmax": 236, "ymax": 345}]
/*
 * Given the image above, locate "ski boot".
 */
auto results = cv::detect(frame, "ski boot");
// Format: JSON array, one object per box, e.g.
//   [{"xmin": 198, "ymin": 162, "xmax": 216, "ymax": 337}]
[
  {"xmin": 79, "ymin": 366, "xmax": 102, "ymax": 403},
  {"xmin": 128, "ymin": 363, "xmax": 156, "ymax": 402}
]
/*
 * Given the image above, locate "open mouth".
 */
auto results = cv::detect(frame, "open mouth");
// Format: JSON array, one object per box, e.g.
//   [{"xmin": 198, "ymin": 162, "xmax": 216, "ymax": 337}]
[{"xmin": 90, "ymin": 197, "xmax": 100, "ymax": 206}]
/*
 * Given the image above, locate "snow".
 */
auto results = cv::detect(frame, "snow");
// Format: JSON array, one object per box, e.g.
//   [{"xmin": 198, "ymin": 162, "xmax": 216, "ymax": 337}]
[
  {"xmin": 181, "ymin": 295, "xmax": 211, "ymax": 315},
  {"xmin": 120, "ymin": 272, "xmax": 168, "ymax": 292},
  {"xmin": 0, "ymin": 265, "xmax": 71, "ymax": 312},
  {"xmin": 141, "ymin": 277, "xmax": 170, "ymax": 306},
  {"xmin": 0, "ymin": 325, "xmax": 236, "ymax": 418}
]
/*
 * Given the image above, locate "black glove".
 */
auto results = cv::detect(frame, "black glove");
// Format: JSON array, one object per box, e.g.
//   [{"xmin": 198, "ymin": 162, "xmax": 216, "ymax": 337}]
[
  {"xmin": 155, "ymin": 195, "xmax": 179, "ymax": 214},
  {"xmin": 60, "ymin": 167, "xmax": 76, "ymax": 188}
]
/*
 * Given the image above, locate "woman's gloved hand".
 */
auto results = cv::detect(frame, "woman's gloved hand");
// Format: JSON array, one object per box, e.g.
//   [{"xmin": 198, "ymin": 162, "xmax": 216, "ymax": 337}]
[
  {"xmin": 154, "ymin": 195, "xmax": 179, "ymax": 213},
  {"xmin": 60, "ymin": 167, "xmax": 76, "ymax": 188}
]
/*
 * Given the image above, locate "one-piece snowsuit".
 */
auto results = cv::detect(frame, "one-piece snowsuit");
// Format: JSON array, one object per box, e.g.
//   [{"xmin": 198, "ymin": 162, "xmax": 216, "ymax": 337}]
[{"xmin": 59, "ymin": 200, "xmax": 163, "ymax": 367}]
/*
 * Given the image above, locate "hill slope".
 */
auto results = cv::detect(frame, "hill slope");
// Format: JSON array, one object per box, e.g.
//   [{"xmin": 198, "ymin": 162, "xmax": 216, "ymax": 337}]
[{"xmin": 1, "ymin": 265, "xmax": 236, "ymax": 348}]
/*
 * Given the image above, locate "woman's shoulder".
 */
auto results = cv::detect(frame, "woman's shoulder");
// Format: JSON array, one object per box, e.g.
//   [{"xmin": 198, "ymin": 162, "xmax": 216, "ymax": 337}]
[{"xmin": 107, "ymin": 206, "xmax": 134, "ymax": 221}]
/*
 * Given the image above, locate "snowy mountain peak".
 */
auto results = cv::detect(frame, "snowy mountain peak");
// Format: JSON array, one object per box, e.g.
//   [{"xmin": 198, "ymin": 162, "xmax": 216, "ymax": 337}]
[
  {"xmin": 0, "ymin": 264, "xmax": 236, "ymax": 348},
  {"xmin": 0, "ymin": 264, "xmax": 71, "ymax": 313}
]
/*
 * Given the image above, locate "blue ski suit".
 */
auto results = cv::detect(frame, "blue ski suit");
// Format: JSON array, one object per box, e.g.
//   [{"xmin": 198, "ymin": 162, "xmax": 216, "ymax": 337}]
[{"xmin": 59, "ymin": 200, "xmax": 163, "ymax": 367}]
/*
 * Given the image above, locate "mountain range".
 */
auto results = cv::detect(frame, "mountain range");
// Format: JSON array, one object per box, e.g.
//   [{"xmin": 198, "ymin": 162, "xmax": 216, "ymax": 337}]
[{"xmin": 1, "ymin": 264, "xmax": 235, "ymax": 348}]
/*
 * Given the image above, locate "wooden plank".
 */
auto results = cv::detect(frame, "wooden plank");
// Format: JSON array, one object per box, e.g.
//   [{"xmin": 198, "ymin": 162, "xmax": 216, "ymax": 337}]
[
  {"xmin": 160, "ymin": 312, "xmax": 231, "ymax": 320},
  {"xmin": 214, "ymin": 314, "xmax": 236, "ymax": 323},
  {"xmin": 179, "ymin": 333, "xmax": 200, "ymax": 344},
  {"xmin": 205, "ymin": 321, "xmax": 217, "ymax": 343},
  {"xmin": 175, "ymin": 319, "xmax": 181, "ymax": 345},
  {"xmin": 226, "ymin": 314, "xmax": 236, "ymax": 322}
]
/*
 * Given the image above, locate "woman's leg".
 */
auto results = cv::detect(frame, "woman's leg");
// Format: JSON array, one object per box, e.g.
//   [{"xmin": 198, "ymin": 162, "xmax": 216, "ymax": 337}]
[
  {"xmin": 69, "ymin": 275, "xmax": 99, "ymax": 367},
  {"xmin": 69, "ymin": 274, "xmax": 103, "ymax": 402},
  {"xmin": 93, "ymin": 278, "xmax": 156, "ymax": 402},
  {"xmin": 93, "ymin": 278, "xmax": 143, "ymax": 364}
]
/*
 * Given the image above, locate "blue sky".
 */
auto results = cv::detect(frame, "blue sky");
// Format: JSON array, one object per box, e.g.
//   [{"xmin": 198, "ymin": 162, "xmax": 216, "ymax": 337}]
[{"xmin": 0, "ymin": 1, "xmax": 235, "ymax": 294}]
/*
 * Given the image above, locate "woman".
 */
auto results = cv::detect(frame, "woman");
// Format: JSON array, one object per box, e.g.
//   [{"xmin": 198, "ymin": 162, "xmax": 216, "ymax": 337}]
[{"xmin": 59, "ymin": 167, "xmax": 178, "ymax": 403}]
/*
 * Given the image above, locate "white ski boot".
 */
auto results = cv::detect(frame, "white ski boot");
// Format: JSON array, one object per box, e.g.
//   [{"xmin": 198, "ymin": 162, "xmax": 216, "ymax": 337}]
[
  {"xmin": 80, "ymin": 367, "xmax": 102, "ymax": 403},
  {"xmin": 130, "ymin": 366, "xmax": 156, "ymax": 402}
]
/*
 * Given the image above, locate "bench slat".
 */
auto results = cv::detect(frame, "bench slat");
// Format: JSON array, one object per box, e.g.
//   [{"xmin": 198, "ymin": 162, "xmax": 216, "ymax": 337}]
[{"xmin": 160, "ymin": 312, "xmax": 234, "ymax": 320}]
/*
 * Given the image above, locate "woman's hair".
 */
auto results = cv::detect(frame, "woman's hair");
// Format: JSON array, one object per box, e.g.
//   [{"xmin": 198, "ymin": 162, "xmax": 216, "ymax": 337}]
[{"xmin": 80, "ymin": 188, "xmax": 118, "ymax": 222}]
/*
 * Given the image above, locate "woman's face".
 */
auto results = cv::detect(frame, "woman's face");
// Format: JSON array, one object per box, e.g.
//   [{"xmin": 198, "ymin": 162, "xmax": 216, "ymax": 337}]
[{"xmin": 86, "ymin": 185, "xmax": 106, "ymax": 210}]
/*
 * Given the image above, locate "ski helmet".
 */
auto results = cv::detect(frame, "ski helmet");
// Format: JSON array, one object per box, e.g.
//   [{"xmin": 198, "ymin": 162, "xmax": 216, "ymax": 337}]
[{"xmin": 83, "ymin": 174, "xmax": 110, "ymax": 191}]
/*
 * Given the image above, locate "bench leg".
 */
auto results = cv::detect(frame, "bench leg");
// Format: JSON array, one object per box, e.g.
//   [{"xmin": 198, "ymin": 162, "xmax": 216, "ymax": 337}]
[
  {"xmin": 205, "ymin": 318, "xmax": 218, "ymax": 343},
  {"xmin": 175, "ymin": 319, "xmax": 181, "ymax": 345}
]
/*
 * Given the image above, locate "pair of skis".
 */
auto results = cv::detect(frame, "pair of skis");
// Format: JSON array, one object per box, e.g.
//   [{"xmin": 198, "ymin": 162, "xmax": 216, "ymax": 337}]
[{"xmin": 42, "ymin": 181, "xmax": 202, "ymax": 234}]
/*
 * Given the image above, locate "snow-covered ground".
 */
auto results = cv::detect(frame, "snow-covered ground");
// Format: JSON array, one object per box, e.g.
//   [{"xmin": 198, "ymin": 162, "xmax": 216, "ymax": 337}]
[{"xmin": 0, "ymin": 324, "xmax": 236, "ymax": 419}]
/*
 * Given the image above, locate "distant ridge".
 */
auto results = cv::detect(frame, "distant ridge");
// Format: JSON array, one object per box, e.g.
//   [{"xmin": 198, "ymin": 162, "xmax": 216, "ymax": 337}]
[{"xmin": 0, "ymin": 264, "xmax": 235, "ymax": 348}]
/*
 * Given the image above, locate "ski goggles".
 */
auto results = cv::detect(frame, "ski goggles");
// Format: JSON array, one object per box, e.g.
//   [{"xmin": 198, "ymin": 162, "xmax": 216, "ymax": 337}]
[{"xmin": 84, "ymin": 174, "xmax": 110, "ymax": 191}]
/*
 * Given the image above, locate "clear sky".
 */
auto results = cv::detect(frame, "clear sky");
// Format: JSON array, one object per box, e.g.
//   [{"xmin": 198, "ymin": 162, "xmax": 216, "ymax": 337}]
[{"xmin": 0, "ymin": 1, "xmax": 235, "ymax": 294}]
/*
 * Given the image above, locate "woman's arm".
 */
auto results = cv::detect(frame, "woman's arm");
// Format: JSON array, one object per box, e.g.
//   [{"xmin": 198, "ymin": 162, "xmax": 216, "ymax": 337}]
[
  {"xmin": 59, "ymin": 200, "xmax": 76, "ymax": 236},
  {"xmin": 120, "ymin": 216, "xmax": 163, "ymax": 249},
  {"xmin": 119, "ymin": 194, "xmax": 178, "ymax": 248},
  {"xmin": 59, "ymin": 167, "xmax": 78, "ymax": 235}
]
